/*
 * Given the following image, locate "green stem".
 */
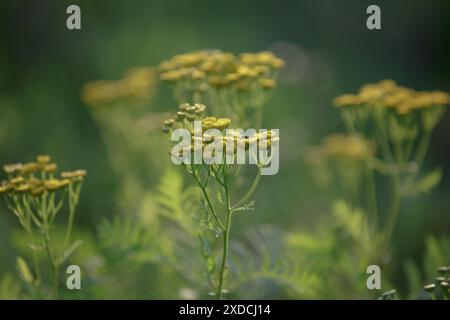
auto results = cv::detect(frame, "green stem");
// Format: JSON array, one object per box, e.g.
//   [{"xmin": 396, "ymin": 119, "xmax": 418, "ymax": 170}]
[
  {"xmin": 415, "ymin": 129, "xmax": 431, "ymax": 169},
  {"xmin": 232, "ymin": 168, "xmax": 261, "ymax": 211},
  {"xmin": 64, "ymin": 184, "xmax": 80, "ymax": 248},
  {"xmin": 366, "ymin": 166, "xmax": 378, "ymax": 229},
  {"xmin": 193, "ymin": 171, "xmax": 225, "ymax": 232},
  {"xmin": 383, "ymin": 173, "xmax": 402, "ymax": 245},
  {"xmin": 44, "ymin": 234, "xmax": 59, "ymax": 299},
  {"xmin": 217, "ymin": 182, "xmax": 232, "ymax": 300}
]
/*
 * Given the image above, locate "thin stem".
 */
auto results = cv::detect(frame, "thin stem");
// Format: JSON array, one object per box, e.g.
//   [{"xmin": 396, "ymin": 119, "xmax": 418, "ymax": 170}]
[
  {"xmin": 192, "ymin": 171, "xmax": 225, "ymax": 232},
  {"xmin": 231, "ymin": 167, "xmax": 261, "ymax": 211},
  {"xmin": 383, "ymin": 173, "xmax": 401, "ymax": 245},
  {"xmin": 44, "ymin": 234, "xmax": 59, "ymax": 299},
  {"xmin": 217, "ymin": 181, "xmax": 232, "ymax": 300},
  {"xmin": 366, "ymin": 166, "xmax": 378, "ymax": 229},
  {"xmin": 64, "ymin": 183, "xmax": 81, "ymax": 248},
  {"xmin": 415, "ymin": 129, "xmax": 432, "ymax": 169}
]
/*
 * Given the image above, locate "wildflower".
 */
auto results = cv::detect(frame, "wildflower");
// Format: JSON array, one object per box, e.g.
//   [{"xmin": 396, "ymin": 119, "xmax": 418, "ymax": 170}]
[
  {"xmin": 81, "ymin": 66, "xmax": 157, "ymax": 107},
  {"xmin": 44, "ymin": 163, "xmax": 58, "ymax": 173},
  {"xmin": 333, "ymin": 94, "xmax": 362, "ymax": 108},
  {"xmin": 28, "ymin": 177, "xmax": 42, "ymax": 187},
  {"xmin": 191, "ymin": 70, "xmax": 206, "ymax": 81},
  {"xmin": 194, "ymin": 103, "xmax": 206, "ymax": 115},
  {"xmin": 11, "ymin": 176, "xmax": 25, "ymax": 185},
  {"xmin": 0, "ymin": 155, "xmax": 86, "ymax": 298},
  {"xmin": 21, "ymin": 162, "xmax": 40, "ymax": 175},
  {"xmin": 438, "ymin": 266, "xmax": 450, "ymax": 276},
  {"xmin": 37, "ymin": 155, "xmax": 51, "ymax": 164},
  {"xmin": 259, "ymin": 78, "xmax": 276, "ymax": 89},
  {"xmin": 176, "ymin": 111, "xmax": 186, "ymax": 121},
  {"xmin": 202, "ymin": 117, "xmax": 218, "ymax": 130},
  {"xmin": 225, "ymin": 73, "xmax": 240, "ymax": 83},
  {"xmin": 44, "ymin": 179, "xmax": 64, "ymax": 192},
  {"xmin": 208, "ymin": 76, "xmax": 226, "ymax": 88},
  {"xmin": 4, "ymin": 163, "xmax": 23, "ymax": 175},
  {"xmin": 212, "ymin": 118, "xmax": 231, "ymax": 130},
  {"xmin": 306, "ymin": 134, "xmax": 373, "ymax": 164},
  {"xmin": 0, "ymin": 184, "xmax": 11, "ymax": 194},
  {"xmin": 163, "ymin": 119, "xmax": 175, "ymax": 127},
  {"xmin": 424, "ymin": 283, "xmax": 435, "ymax": 293},
  {"xmin": 185, "ymin": 105, "xmax": 197, "ymax": 114},
  {"xmin": 30, "ymin": 186, "xmax": 45, "ymax": 197},
  {"xmin": 15, "ymin": 183, "xmax": 31, "ymax": 193},
  {"xmin": 61, "ymin": 170, "xmax": 87, "ymax": 182}
]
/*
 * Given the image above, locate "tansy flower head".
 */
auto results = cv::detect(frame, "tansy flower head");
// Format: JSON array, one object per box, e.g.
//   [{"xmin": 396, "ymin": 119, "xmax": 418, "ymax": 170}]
[
  {"xmin": 37, "ymin": 155, "xmax": 51, "ymax": 164},
  {"xmin": 3, "ymin": 163, "xmax": 23, "ymax": 175}
]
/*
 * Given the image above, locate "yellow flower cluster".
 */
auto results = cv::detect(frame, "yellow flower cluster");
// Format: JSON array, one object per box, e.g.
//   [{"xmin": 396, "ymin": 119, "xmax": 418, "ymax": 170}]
[
  {"xmin": 81, "ymin": 66, "xmax": 157, "ymax": 107},
  {"xmin": 305, "ymin": 134, "xmax": 373, "ymax": 164},
  {"xmin": 0, "ymin": 155, "xmax": 87, "ymax": 196},
  {"xmin": 163, "ymin": 103, "xmax": 279, "ymax": 158},
  {"xmin": 170, "ymin": 129, "xmax": 280, "ymax": 158},
  {"xmin": 162, "ymin": 103, "xmax": 209, "ymax": 133},
  {"xmin": 159, "ymin": 50, "xmax": 284, "ymax": 91},
  {"xmin": 333, "ymin": 80, "xmax": 450, "ymax": 115}
]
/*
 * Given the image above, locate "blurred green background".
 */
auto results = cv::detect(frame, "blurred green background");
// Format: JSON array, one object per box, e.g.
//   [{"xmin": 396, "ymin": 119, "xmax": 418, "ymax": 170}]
[{"xmin": 0, "ymin": 0, "xmax": 449, "ymax": 298}]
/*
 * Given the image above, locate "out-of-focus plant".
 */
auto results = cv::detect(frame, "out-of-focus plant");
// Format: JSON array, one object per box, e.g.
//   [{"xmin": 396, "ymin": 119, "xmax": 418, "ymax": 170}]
[
  {"xmin": 159, "ymin": 50, "xmax": 284, "ymax": 127},
  {"xmin": 380, "ymin": 264, "xmax": 450, "ymax": 300},
  {"xmin": 0, "ymin": 155, "xmax": 86, "ymax": 299},
  {"xmin": 305, "ymin": 134, "xmax": 375, "ymax": 211},
  {"xmin": 422, "ymin": 265, "xmax": 450, "ymax": 300},
  {"xmin": 286, "ymin": 201, "xmax": 387, "ymax": 299},
  {"xmin": 332, "ymin": 80, "xmax": 450, "ymax": 244},
  {"xmin": 81, "ymin": 67, "xmax": 162, "ymax": 211},
  {"xmin": 404, "ymin": 235, "xmax": 450, "ymax": 299},
  {"xmin": 161, "ymin": 103, "xmax": 279, "ymax": 299},
  {"xmin": 300, "ymin": 81, "xmax": 449, "ymax": 299}
]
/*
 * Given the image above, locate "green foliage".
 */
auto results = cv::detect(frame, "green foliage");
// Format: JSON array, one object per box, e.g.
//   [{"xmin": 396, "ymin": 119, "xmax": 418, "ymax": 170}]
[
  {"xmin": 0, "ymin": 274, "xmax": 22, "ymax": 300},
  {"xmin": 229, "ymin": 226, "xmax": 320, "ymax": 299}
]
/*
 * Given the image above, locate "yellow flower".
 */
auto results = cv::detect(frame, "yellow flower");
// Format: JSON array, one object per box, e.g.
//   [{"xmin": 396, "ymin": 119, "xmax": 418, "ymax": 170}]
[
  {"xmin": 208, "ymin": 76, "xmax": 226, "ymax": 88},
  {"xmin": 30, "ymin": 186, "xmax": 45, "ymax": 197},
  {"xmin": 191, "ymin": 70, "xmax": 206, "ymax": 81},
  {"xmin": 332, "ymin": 94, "xmax": 362, "ymax": 107},
  {"xmin": 21, "ymin": 162, "xmax": 40, "ymax": 175},
  {"xmin": 61, "ymin": 170, "xmax": 87, "ymax": 182},
  {"xmin": 259, "ymin": 78, "xmax": 276, "ymax": 89},
  {"xmin": 212, "ymin": 118, "xmax": 232, "ymax": 130},
  {"xmin": 428, "ymin": 91, "xmax": 450, "ymax": 105},
  {"xmin": 44, "ymin": 179, "xmax": 68, "ymax": 191},
  {"xmin": 202, "ymin": 117, "xmax": 218, "ymax": 130},
  {"xmin": 306, "ymin": 134, "xmax": 373, "ymax": 163},
  {"xmin": 10, "ymin": 176, "xmax": 25, "ymax": 185},
  {"xmin": 44, "ymin": 163, "xmax": 58, "ymax": 174},
  {"xmin": 28, "ymin": 177, "xmax": 42, "ymax": 187},
  {"xmin": 15, "ymin": 183, "xmax": 31, "ymax": 193},
  {"xmin": 3, "ymin": 163, "xmax": 23, "ymax": 175},
  {"xmin": 37, "ymin": 155, "xmax": 51, "ymax": 164}
]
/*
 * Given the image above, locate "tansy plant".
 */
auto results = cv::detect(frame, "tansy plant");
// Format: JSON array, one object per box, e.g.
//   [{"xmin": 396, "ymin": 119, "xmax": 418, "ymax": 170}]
[
  {"xmin": 162, "ymin": 103, "xmax": 279, "ymax": 299},
  {"xmin": 379, "ymin": 265, "xmax": 450, "ymax": 300},
  {"xmin": 159, "ymin": 50, "xmax": 284, "ymax": 127},
  {"xmin": 330, "ymin": 80, "xmax": 450, "ymax": 246},
  {"xmin": 305, "ymin": 134, "xmax": 375, "ymax": 207},
  {"xmin": 422, "ymin": 266, "xmax": 450, "ymax": 300},
  {"xmin": 0, "ymin": 155, "xmax": 86, "ymax": 299},
  {"xmin": 81, "ymin": 67, "xmax": 163, "ymax": 211}
]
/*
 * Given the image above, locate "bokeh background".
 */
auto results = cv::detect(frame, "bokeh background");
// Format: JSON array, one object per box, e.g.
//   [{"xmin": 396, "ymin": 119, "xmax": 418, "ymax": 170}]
[{"xmin": 0, "ymin": 0, "xmax": 449, "ymax": 298}]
